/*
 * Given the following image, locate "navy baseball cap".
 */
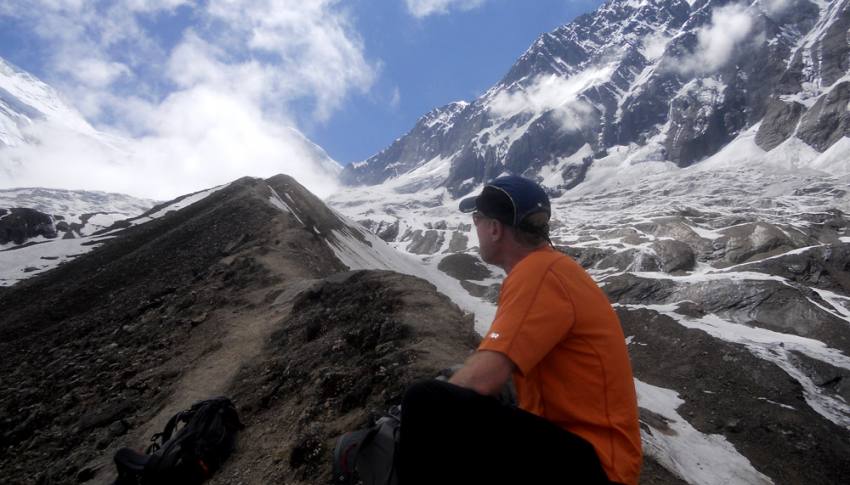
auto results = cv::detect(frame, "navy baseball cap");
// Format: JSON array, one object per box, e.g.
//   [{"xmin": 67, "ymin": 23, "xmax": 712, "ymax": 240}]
[{"xmin": 459, "ymin": 175, "xmax": 551, "ymax": 228}]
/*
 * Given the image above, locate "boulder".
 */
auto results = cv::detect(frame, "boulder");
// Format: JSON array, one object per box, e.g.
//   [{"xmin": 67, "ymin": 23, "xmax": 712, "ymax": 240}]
[
  {"xmin": 651, "ymin": 239, "xmax": 696, "ymax": 273},
  {"xmin": 635, "ymin": 217, "xmax": 712, "ymax": 253},
  {"xmin": 599, "ymin": 249, "xmax": 662, "ymax": 272},
  {"xmin": 437, "ymin": 253, "xmax": 493, "ymax": 281},
  {"xmin": 559, "ymin": 245, "xmax": 615, "ymax": 269},
  {"xmin": 712, "ymin": 222, "xmax": 814, "ymax": 266}
]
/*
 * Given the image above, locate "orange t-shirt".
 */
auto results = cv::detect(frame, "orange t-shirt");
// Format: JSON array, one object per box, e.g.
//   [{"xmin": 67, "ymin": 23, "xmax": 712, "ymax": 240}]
[{"xmin": 478, "ymin": 245, "xmax": 642, "ymax": 485}]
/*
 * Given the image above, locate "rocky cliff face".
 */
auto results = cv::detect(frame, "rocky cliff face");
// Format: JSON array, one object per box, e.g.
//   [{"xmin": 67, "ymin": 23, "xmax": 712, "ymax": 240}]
[{"xmin": 340, "ymin": 0, "xmax": 849, "ymax": 197}]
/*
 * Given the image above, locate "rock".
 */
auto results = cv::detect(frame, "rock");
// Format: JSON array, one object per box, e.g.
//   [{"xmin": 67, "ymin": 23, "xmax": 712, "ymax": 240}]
[
  {"xmin": 755, "ymin": 98, "xmax": 805, "ymax": 151},
  {"xmin": 664, "ymin": 79, "xmax": 740, "ymax": 167},
  {"xmin": 0, "ymin": 208, "xmax": 57, "ymax": 245},
  {"xmin": 724, "ymin": 418, "xmax": 743, "ymax": 433},
  {"xmin": 405, "ymin": 229, "xmax": 445, "ymax": 255},
  {"xmin": 606, "ymin": 273, "xmax": 850, "ymax": 352},
  {"xmin": 559, "ymin": 245, "xmax": 615, "ymax": 269},
  {"xmin": 460, "ymin": 280, "xmax": 501, "ymax": 303},
  {"xmin": 76, "ymin": 400, "xmax": 134, "ymax": 432},
  {"xmin": 602, "ymin": 273, "xmax": 677, "ymax": 303},
  {"xmin": 447, "ymin": 231, "xmax": 468, "ymax": 252},
  {"xmin": 598, "ymin": 249, "xmax": 661, "ymax": 272},
  {"xmin": 108, "ymin": 420, "xmax": 128, "ymax": 439},
  {"xmin": 651, "ymin": 239, "xmax": 696, "ymax": 273},
  {"xmin": 76, "ymin": 465, "xmax": 98, "ymax": 482},
  {"xmin": 817, "ymin": 3, "xmax": 850, "ymax": 86},
  {"xmin": 437, "ymin": 253, "xmax": 492, "ymax": 281},
  {"xmin": 732, "ymin": 243, "xmax": 850, "ymax": 293},
  {"xmin": 797, "ymin": 81, "xmax": 850, "ymax": 152},
  {"xmin": 713, "ymin": 222, "xmax": 812, "ymax": 266},
  {"xmin": 191, "ymin": 312, "xmax": 209, "ymax": 326},
  {"xmin": 376, "ymin": 220, "xmax": 399, "ymax": 242},
  {"xmin": 634, "ymin": 217, "xmax": 711, "ymax": 253}
]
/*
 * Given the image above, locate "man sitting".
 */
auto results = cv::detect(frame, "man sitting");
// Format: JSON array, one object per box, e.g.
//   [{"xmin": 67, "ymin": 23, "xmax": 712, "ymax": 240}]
[{"xmin": 400, "ymin": 175, "xmax": 642, "ymax": 485}]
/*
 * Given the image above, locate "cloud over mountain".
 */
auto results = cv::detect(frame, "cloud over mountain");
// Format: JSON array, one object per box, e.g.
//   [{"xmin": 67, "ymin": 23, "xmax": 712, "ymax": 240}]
[
  {"xmin": 677, "ymin": 3, "xmax": 755, "ymax": 74},
  {"xmin": 0, "ymin": 0, "xmax": 374, "ymax": 199}
]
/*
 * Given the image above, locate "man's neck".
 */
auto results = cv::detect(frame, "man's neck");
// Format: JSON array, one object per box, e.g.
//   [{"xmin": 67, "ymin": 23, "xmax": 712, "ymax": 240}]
[{"xmin": 499, "ymin": 243, "xmax": 549, "ymax": 274}]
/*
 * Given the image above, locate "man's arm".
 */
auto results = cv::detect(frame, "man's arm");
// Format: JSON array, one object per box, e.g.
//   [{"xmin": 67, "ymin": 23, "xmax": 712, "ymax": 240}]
[{"xmin": 448, "ymin": 350, "xmax": 515, "ymax": 397}]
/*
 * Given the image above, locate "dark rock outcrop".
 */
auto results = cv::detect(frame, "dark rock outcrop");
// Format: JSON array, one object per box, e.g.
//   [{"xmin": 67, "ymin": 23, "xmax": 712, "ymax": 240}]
[
  {"xmin": 606, "ymin": 273, "xmax": 850, "ymax": 353},
  {"xmin": 0, "ymin": 208, "xmax": 56, "ymax": 245},
  {"xmin": 437, "ymin": 253, "xmax": 493, "ymax": 281},
  {"xmin": 664, "ymin": 79, "xmax": 739, "ymax": 167},
  {"xmin": 404, "ymin": 229, "xmax": 445, "ymax": 255},
  {"xmin": 797, "ymin": 81, "xmax": 850, "ymax": 152},
  {"xmin": 731, "ymin": 243, "xmax": 850, "ymax": 294},
  {"xmin": 755, "ymin": 98, "xmax": 805, "ymax": 151}
]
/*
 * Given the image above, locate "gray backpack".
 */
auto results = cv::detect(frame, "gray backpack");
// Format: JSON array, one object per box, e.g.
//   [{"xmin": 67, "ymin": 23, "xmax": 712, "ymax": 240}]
[{"xmin": 332, "ymin": 405, "xmax": 400, "ymax": 485}]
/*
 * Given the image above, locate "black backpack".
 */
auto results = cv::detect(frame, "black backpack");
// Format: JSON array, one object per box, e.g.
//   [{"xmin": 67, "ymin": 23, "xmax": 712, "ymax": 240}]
[
  {"xmin": 112, "ymin": 396, "xmax": 244, "ymax": 485},
  {"xmin": 332, "ymin": 405, "xmax": 401, "ymax": 485}
]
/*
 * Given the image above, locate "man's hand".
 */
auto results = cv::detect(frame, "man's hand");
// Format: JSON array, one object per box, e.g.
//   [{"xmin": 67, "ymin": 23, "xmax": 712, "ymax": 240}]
[{"xmin": 448, "ymin": 350, "xmax": 515, "ymax": 397}]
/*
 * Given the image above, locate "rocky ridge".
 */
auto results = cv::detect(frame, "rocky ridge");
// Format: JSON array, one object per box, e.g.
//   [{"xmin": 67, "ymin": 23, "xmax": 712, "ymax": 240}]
[{"xmin": 0, "ymin": 175, "xmax": 481, "ymax": 485}]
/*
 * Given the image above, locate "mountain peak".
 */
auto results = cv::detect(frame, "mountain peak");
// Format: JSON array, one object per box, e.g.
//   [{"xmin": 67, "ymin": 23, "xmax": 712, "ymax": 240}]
[{"xmin": 340, "ymin": 0, "xmax": 848, "ymax": 197}]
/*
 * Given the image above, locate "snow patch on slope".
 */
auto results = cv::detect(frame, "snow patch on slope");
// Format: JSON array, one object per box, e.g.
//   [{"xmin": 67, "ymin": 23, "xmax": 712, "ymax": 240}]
[
  {"xmin": 637, "ymin": 379, "xmax": 774, "ymax": 485},
  {"xmin": 324, "ymin": 212, "xmax": 496, "ymax": 332}
]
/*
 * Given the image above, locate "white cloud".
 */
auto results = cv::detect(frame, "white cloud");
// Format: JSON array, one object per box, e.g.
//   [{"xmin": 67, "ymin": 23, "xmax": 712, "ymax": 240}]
[
  {"xmin": 677, "ymin": 3, "xmax": 754, "ymax": 74},
  {"xmin": 125, "ymin": 0, "xmax": 192, "ymax": 12},
  {"xmin": 65, "ymin": 58, "xmax": 131, "ymax": 88},
  {"xmin": 489, "ymin": 67, "xmax": 613, "ymax": 132},
  {"xmin": 2, "ymin": 89, "xmax": 341, "ymax": 200},
  {"xmin": 204, "ymin": 0, "xmax": 376, "ymax": 121},
  {"xmin": 641, "ymin": 31, "xmax": 672, "ymax": 61},
  {"xmin": 760, "ymin": 0, "xmax": 794, "ymax": 17},
  {"xmin": 404, "ymin": 0, "xmax": 488, "ymax": 18},
  {"xmin": 0, "ymin": 0, "xmax": 375, "ymax": 200},
  {"xmin": 390, "ymin": 86, "xmax": 401, "ymax": 109}
]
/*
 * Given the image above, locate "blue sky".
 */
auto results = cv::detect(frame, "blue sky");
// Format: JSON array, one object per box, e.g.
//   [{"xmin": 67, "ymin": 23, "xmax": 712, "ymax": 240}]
[
  {"xmin": 0, "ymin": 0, "xmax": 602, "ymax": 199},
  {"xmin": 309, "ymin": 0, "xmax": 602, "ymax": 164}
]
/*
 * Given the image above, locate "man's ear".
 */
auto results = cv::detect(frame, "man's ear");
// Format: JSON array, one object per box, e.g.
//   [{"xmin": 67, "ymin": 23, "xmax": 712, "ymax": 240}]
[{"xmin": 490, "ymin": 219, "xmax": 505, "ymax": 242}]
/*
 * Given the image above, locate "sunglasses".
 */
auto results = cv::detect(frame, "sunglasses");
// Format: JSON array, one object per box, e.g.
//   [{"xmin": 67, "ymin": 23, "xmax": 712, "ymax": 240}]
[{"xmin": 472, "ymin": 211, "xmax": 497, "ymax": 225}]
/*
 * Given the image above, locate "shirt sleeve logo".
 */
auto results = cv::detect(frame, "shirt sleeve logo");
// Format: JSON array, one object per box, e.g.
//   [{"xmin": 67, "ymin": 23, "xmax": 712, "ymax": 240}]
[{"xmin": 489, "ymin": 332, "xmax": 500, "ymax": 340}]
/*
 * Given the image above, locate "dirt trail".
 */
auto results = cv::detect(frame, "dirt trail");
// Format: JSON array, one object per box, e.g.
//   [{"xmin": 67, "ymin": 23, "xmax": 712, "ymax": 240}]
[{"xmin": 83, "ymin": 267, "xmax": 318, "ymax": 484}]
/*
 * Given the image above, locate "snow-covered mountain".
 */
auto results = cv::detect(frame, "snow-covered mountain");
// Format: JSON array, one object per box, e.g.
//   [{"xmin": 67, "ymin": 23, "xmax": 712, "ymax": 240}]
[
  {"xmin": 0, "ymin": 58, "xmax": 96, "ymax": 148},
  {"xmin": 329, "ymin": 1, "xmax": 850, "ymax": 483},
  {"xmin": 0, "ymin": 57, "xmax": 125, "ymax": 173},
  {"xmin": 0, "ymin": 56, "xmax": 345, "ymax": 286},
  {"xmin": 0, "ymin": 188, "xmax": 155, "ymax": 285},
  {"xmin": 340, "ymin": 0, "xmax": 849, "ymax": 194}
]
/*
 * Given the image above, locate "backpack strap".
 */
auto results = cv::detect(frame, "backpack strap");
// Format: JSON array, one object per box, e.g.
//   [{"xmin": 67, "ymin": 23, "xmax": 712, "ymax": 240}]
[{"xmin": 146, "ymin": 409, "xmax": 189, "ymax": 454}]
